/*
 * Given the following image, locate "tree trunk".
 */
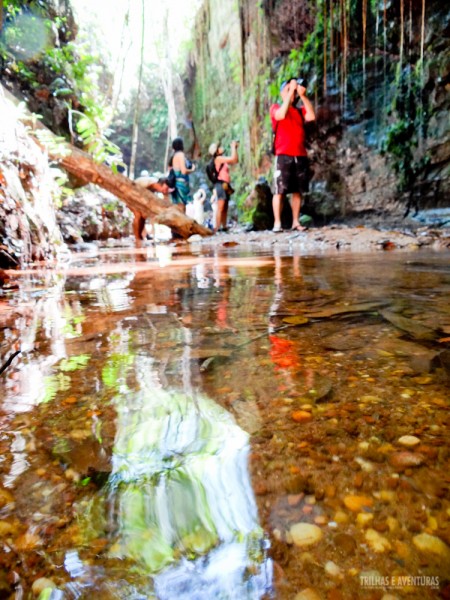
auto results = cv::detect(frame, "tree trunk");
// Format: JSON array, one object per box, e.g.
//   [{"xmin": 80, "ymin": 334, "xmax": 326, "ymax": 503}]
[
  {"xmin": 2, "ymin": 84, "xmax": 211, "ymax": 240},
  {"xmin": 129, "ymin": 0, "xmax": 145, "ymax": 179},
  {"xmin": 53, "ymin": 146, "xmax": 212, "ymax": 239}
]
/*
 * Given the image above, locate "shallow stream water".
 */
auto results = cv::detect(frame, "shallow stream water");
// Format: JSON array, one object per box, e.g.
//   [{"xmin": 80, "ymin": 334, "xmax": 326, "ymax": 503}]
[{"xmin": 0, "ymin": 244, "xmax": 449, "ymax": 599}]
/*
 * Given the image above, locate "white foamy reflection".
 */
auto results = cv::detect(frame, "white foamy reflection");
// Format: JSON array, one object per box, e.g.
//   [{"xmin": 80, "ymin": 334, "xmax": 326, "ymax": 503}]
[
  {"xmin": 2, "ymin": 277, "xmax": 84, "ymax": 412},
  {"xmin": 3, "ymin": 432, "xmax": 29, "ymax": 488},
  {"xmin": 88, "ymin": 275, "xmax": 133, "ymax": 311},
  {"xmin": 107, "ymin": 387, "xmax": 272, "ymax": 598}
]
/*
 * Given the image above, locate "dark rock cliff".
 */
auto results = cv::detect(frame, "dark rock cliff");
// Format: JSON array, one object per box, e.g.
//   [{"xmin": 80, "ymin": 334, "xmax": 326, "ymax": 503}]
[{"xmin": 185, "ymin": 0, "xmax": 450, "ymax": 222}]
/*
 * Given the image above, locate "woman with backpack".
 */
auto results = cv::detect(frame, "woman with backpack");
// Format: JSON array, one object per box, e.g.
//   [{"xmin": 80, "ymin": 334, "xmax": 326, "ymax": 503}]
[
  {"xmin": 169, "ymin": 137, "xmax": 196, "ymax": 213},
  {"xmin": 207, "ymin": 141, "xmax": 239, "ymax": 232}
]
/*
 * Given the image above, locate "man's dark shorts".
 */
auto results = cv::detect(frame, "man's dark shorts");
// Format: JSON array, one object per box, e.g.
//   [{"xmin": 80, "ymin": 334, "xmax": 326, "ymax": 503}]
[{"xmin": 273, "ymin": 155, "xmax": 309, "ymax": 195}]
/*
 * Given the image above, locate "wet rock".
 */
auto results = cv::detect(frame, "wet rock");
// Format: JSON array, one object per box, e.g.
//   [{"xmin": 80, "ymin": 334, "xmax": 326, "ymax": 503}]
[
  {"xmin": 321, "ymin": 325, "xmax": 381, "ymax": 350},
  {"xmin": 413, "ymin": 533, "xmax": 450, "ymax": 560},
  {"xmin": 434, "ymin": 350, "xmax": 450, "ymax": 377},
  {"xmin": 380, "ymin": 311, "xmax": 436, "ymax": 340},
  {"xmin": 397, "ymin": 435, "xmax": 421, "ymax": 447},
  {"xmin": 285, "ymin": 475, "xmax": 311, "ymax": 494},
  {"xmin": 333, "ymin": 533, "xmax": 357, "ymax": 555},
  {"xmin": 389, "ymin": 452, "xmax": 424, "ymax": 470},
  {"xmin": 292, "ymin": 370, "xmax": 333, "ymax": 402},
  {"xmin": 289, "ymin": 523, "xmax": 323, "ymax": 547},
  {"xmin": 324, "ymin": 560, "xmax": 341, "ymax": 577},
  {"xmin": 31, "ymin": 577, "xmax": 56, "ymax": 596},
  {"xmin": 365, "ymin": 528, "xmax": 391, "ymax": 553},
  {"xmin": 356, "ymin": 513, "xmax": 374, "ymax": 527},
  {"xmin": 343, "ymin": 495, "xmax": 374, "ymax": 512},
  {"xmin": 292, "ymin": 410, "xmax": 313, "ymax": 423},
  {"xmin": 333, "ymin": 511, "xmax": 349, "ymax": 524}
]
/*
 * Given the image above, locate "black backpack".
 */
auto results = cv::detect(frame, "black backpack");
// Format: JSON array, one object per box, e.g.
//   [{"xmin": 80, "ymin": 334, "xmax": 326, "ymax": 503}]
[
  {"xmin": 166, "ymin": 168, "xmax": 176, "ymax": 189},
  {"xmin": 205, "ymin": 158, "xmax": 224, "ymax": 184}
]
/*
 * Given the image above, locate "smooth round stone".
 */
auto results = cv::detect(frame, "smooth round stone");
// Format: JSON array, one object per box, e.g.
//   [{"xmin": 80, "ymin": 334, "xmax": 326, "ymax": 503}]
[
  {"xmin": 31, "ymin": 578, "xmax": 56, "ymax": 596},
  {"xmin": 413, "ymin": 533, "xmax": 450, "ymax": 559},
  {"xmin": 356, "ymin": 513, "xmax": 374, "ymax": 527},
  {"xmin": 290, "ymin": 523, "xmax": 323, "ymax": 547},
  {"xmin": 365, "ymin": 529, "xmax": 391, "ymax": 553},
  {"xmin": 389, "ymin": 452, "xmax": 424, "ymax": 469},
  {"xmin": 343, "ymin": 495, "xmax": 373, "ymax": 512},
  {"xmin": 398, "ymin": 435, "xmax": 420, "ymax": 447},
  {"xmin": 325, "ymin": 560, "xmax": 341, "ymax": 577}
]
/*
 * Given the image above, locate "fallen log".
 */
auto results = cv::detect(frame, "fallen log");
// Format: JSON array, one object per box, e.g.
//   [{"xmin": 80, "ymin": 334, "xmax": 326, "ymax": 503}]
[
  {"xmin": 52, "ymin": 146, "xmax": 212, "ymax": 239},
  {"xmin": 2, "ymin": 84, "xmax": 211, "ymax": 240}
]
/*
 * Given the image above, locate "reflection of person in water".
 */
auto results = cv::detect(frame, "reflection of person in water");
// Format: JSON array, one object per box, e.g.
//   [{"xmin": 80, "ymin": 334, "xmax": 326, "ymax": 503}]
[{"xmin": 269, "ymin": 252, "xmax": 303, "ymax": 374}]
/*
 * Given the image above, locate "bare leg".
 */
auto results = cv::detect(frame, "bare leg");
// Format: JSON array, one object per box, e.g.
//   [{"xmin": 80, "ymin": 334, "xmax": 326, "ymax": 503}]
[
  {"xmin": 215, "ymin": 199, "xmax": 226, "ymax": 232},
  {"xmin": 291, "ymin": 193, "xmax": 304, "ymax": 230},
  {"xmin": 221, "ymin": 199, "xmax": 229, "ymax": 229},
  {"xmin": 272, "ymin": 194, "xmax": 284, "ymax": 229},
  {"xmin": 133, "ymin": 212, "xmax": 146, "ymax": 241}
]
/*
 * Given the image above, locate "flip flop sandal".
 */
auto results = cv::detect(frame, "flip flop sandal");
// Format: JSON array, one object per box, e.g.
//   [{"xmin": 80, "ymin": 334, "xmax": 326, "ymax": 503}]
[{"xmin": 272, "ymin": 226, "xmax": 283, "ymax": 233}]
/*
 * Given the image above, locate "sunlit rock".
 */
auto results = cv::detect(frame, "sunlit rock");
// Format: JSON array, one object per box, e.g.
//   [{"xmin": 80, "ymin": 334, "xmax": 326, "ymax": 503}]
[
  {"xmin": 289, "ymin": 523, "xmax": 323, "ymax": 547},
  {"xmin": 356, "ymin": 513, "xmax": 374, "ymax": 528},
  {"xmin": 413, "ymin": 533, "xmax": 450, "ymax": 560},
  {"xmin": 365, "ymin": 529, "xmax": 391, "ymax": 553},
  {"xmin": 389, "ymin": 452, "xmax": 424, "ymax": 469},
  {"xmin": 324, "ymin": 560, "xmax": 341, "ymax": 577},
  {"xmin": 343, "ymin": 495, "xmax": 373, "ymax": 512},
  {"xmin": 397, "ymin": 435, "xmax": 420, "ymax": 447}
]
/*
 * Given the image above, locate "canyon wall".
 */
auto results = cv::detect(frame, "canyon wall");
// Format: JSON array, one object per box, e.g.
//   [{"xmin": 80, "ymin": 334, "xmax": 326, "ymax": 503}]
[{"xmin": 185, "ymin": 0, "xmax": 450, "ymax": 222}]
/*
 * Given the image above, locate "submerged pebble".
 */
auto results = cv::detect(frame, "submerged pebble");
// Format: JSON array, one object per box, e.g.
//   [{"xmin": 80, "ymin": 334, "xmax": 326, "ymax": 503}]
[
  {"xmin": 397, "ymin": 435, "xmax": 420, "ymax": 447},
  {"xmin": 290, "ymin": 523, "xmax": 323, "ymax": 547}
]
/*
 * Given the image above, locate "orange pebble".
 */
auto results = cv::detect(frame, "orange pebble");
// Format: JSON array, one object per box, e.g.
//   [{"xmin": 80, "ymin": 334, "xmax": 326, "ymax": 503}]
[{"xmin": 292, "ymin": 410, "xmax": 313, "ymax": 423}]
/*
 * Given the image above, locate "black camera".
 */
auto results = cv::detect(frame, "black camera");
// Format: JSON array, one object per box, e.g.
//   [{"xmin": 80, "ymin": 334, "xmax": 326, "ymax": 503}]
[{"xmin": 296, "ymin": 77, "xmax": 307, "ymax": 87}]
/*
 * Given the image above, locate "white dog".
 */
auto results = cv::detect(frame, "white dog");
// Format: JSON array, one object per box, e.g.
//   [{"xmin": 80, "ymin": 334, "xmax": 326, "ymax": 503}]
[
  {"xmin": 192, "ymin": 188, "xmax": 207, "ymax": 225},
  {"xmin": 210, "ymin": 187, "xmax": 218, "ymax": 229}
]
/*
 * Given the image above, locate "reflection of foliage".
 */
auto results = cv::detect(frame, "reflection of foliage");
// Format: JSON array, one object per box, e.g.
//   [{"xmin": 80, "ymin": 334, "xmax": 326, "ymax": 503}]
[
  {"xmin": 40, "ymin": 373, "xmax": 71, "ymax": 404},
  {"xmin": 102, "ymin": 353, "xmax": 135, "ymax": 390},
  {"xmin": 59, "ymin": 354, "xmax": 91, "ymax": 372},
  {"xmin": 40, "ymin": 353, "xmax": 91, "ymax": 403},
  {"xmin": 61, "ymin": 309, "xmax": 85, "ymax": 337}
]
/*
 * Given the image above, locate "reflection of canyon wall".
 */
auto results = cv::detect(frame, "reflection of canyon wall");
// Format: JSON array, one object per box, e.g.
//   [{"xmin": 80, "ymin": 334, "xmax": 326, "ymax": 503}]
[
  {"xmin": 108, "ymin": 387, "xmax": 271, "ymax": 597},
  {"xmin": 186, "ymin": 0, "xmax": 450, "ymax": 220}
]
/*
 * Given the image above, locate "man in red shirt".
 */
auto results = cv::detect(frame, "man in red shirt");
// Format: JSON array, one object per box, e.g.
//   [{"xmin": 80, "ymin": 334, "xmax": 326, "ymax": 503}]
[{"xmin": 270, "ymin": 78, "xmax": 316, "ymax": 232}]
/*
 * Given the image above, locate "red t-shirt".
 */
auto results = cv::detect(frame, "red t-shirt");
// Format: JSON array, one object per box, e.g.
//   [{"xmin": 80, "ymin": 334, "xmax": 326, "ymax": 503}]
[{"xmin": 270, "ymin": 104, "xmax": 307, "ymax": 157}]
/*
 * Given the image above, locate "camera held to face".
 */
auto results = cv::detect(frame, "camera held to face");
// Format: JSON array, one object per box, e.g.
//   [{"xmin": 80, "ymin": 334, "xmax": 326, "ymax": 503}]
[{"xmin": 296, "ymin": 77, "xmax": 307, "ymax": 88}]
